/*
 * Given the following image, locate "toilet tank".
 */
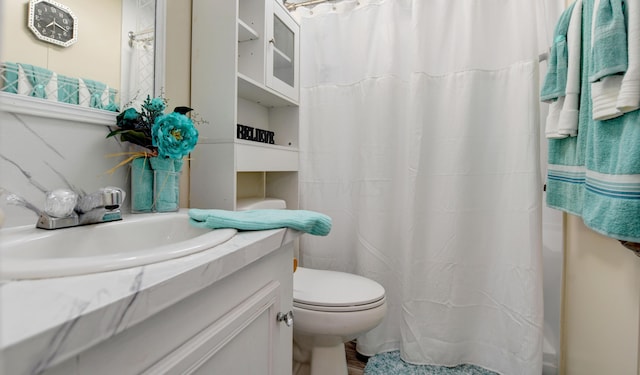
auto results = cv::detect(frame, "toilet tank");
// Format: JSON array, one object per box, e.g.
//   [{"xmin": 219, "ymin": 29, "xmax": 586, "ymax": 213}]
[{"xmin": 236, "ymin": 198, "xmax": 287, "ymax": 211}]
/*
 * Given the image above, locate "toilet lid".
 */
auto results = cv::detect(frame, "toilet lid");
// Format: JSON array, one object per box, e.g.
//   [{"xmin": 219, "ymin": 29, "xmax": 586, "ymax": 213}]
[{"xmin": 293, "ymin": 267, "xmax": 385, "ymax": 312}]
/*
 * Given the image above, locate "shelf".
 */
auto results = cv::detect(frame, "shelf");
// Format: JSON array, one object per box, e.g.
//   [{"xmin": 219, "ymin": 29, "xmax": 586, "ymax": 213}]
[
  {"xmin": 236, "ymin": 138, "xmax": 298, "ymax": 151},
  {"xmin": 0, "ymin": 92, "xmax": 117, "ymax": 126},
  {"xmin": 236, "ymin": 140, "xmax": 299, "ymax": 172},
  {"xmin": 238, "ymin": 18, "xmax": 259, "ymax": 42},
  {"xmin": 191, "ymin": 0, "xmax": 299, "ymax": 211},
  {"xmin": 237, "ymin": 73, "xmax": 298, "ymax": 107},
  {"xmin": 272, "ymin": 46, "xmax": 292, "ymax": 68}
]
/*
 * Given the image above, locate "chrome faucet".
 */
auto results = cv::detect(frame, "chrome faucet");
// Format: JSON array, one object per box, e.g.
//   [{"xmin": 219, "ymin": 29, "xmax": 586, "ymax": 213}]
[
  {"xmin": 2, "ymin": 186, "xmax": 125, "ymax": 230},
  {"xmin": 39, "ymin": 187, "xmax": 125, "ymax": 229},
  {"xmin": 0, "ymin": 156, "xmax": 125, "ymax": 229}
]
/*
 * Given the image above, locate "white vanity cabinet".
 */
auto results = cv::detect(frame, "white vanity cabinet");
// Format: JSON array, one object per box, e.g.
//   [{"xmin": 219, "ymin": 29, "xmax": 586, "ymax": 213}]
[
  {"xmin": 33, "ymin": 236, "xmax": 295, "ymax": 375},
  {"xmin": 190, "ymin": 0, "xmax": 300, "ymax": 211}
]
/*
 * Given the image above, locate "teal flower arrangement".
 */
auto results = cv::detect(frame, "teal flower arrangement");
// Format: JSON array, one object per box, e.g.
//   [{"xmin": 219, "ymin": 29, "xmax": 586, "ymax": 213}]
[
  {"xmin": 106, "ymin": 94, "xmax": 204, "ymax": 213},
  {"xmin": 107, "ymin": 95, "xmax": 198, "ymax": 158}
]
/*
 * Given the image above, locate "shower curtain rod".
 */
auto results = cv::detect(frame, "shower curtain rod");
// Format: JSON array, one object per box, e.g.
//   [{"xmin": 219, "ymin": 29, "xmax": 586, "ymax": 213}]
[
  {"xmin": 282, "ymin": 1, "xmax": 550, "ymax": 65},
  {"xmin": 284, "ymin": 0, "xmax": 333, "ymax": 11}
]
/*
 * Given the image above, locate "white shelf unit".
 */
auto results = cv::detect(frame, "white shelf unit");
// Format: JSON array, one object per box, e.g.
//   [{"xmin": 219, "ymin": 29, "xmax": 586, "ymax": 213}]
[
  {"xmin": 190, "ymin": 0, "xmax": 300, "ymax": 211},
  {"xmin": 238, "ymin": 19, "xmax": 259, "ymax": 42}
]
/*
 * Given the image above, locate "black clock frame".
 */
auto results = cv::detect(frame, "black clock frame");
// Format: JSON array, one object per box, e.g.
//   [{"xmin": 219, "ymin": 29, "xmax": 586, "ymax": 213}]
[{"xmin": 28, "ymin": 0, "xmax": 78, "ymax": 48}]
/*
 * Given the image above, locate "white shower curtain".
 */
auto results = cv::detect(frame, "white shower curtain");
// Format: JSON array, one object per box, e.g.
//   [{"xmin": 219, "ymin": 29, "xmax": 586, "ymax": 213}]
[{"xmin": 294, "ymin": 1, "xmax": 550, "ymax": 374}]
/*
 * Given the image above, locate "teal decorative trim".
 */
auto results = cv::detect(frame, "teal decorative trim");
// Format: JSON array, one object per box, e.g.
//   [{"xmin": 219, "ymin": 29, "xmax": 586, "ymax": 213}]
[{"xmin": 2, "ymin": 62, "xmax": 19, "ymax": 94}]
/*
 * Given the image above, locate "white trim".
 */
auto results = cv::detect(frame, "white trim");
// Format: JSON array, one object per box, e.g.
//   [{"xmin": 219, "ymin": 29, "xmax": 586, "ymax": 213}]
[
  {"xmin": 154, "ymin": 0, "xmax": 167, "ymax": 97},
  {"xmin": 547, "ymin": 164, "xmax": 586, "ymax": 173},
  {"xmin": 586, "ymin": 170, "xmax": 640, "ymax": 184},
  {"xmin": 0, "ymin": 92, "xmax": 117, "ymax": 126}
]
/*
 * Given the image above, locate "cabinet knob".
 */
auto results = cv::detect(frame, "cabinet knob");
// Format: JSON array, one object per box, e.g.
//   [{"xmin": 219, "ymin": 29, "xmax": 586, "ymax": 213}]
[
  {"xmin": 276, "ymin": 311, "xmax": 294, "ymax": 327},
  {"xmin": 269, "ymin": 38, "xmax": 275, "ymax": 44}
]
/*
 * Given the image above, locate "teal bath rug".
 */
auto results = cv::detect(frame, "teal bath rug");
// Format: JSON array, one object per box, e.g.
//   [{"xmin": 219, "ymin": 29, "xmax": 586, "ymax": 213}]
[{"xmin": 364, "ymin": 351, "xmax": 498, "ymax": 375}]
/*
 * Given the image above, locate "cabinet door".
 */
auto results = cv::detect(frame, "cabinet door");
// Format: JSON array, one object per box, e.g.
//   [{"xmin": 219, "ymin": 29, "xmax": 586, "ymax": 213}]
[
  {"xmin": 142, "ymin": 280, "xmax": 291, "ymax": 375},
  {"xmin": 266, "ymin": 0, "xmax": 299, "ymax": 102}
]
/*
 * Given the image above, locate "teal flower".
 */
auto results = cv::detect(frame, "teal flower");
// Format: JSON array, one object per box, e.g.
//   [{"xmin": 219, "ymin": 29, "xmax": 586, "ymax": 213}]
[
  {"xmin": 107, "ymin": 94, "xmax": 204, "ymax": 158},
  {"xmin": 152, "ymin": 112, "xmax": 199, "ymax": 159},
  {"xmin": 142, "ymin": 95, "xmax": 166, "ymax": 115},
  {"xmin": 117, "ymin": 108, "xmax": 141, "ymax": 129}
]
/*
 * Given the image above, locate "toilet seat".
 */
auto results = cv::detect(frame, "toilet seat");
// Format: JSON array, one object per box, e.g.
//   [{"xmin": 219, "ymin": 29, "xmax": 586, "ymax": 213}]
[{"xmin": 293, "ymin": 267, "xmax": 386, "ymax": 312}]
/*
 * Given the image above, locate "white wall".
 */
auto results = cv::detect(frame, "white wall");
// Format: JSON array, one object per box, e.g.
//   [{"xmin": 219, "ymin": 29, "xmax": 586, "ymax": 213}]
[
  {"xmin": 561, "ymin": 215, "xmax": 640, "ymax": 375},
  {"xmin": 0, "ymin": 110, "xmax": 128, "ymax": 227}
]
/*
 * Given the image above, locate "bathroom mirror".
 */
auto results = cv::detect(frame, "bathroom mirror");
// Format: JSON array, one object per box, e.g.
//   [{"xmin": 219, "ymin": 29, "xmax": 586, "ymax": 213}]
[
  {"xmin": 120, "ymin": 0, "xmax": 166, "ymax": 107},
  {"xmin": 0, "ymin": 0, "xmax": 166, "ymax": 122}
]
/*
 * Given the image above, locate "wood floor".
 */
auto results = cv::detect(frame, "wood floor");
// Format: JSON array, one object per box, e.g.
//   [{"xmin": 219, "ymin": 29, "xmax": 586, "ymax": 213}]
[{"xmin": 346, "ymin": 341, "xmax": 369, "ymax": 375}]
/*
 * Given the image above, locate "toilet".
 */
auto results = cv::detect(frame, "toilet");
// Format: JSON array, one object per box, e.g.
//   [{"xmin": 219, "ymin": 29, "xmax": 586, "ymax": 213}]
[{"xmin": 236, "ymin": 198, "xmax": 387, "ymax": 375}]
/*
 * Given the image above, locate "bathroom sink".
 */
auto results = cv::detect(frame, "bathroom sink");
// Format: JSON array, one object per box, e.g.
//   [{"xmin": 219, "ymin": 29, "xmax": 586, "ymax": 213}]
[{"xmin": 0, "ymin": 211, "xmax": 237, "ymax": 280}]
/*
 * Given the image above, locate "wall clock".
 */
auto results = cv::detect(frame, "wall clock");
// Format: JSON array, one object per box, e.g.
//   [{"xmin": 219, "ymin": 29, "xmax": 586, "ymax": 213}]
[{"xmin": 28, "ymin": 0, "xmax": 78, "ymax": 47}]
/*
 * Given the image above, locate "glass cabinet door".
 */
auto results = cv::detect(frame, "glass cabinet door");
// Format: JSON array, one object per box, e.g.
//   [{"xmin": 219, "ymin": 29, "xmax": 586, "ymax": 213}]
[{"xmin": 266, "ymin": 0, "xmax": 299, "ymax": 102}]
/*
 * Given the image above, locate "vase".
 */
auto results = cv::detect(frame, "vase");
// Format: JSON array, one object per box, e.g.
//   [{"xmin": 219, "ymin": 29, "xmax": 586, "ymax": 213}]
[{"xmin": 130, "ymin": 156, "xmax": 182, "ymax": 213}]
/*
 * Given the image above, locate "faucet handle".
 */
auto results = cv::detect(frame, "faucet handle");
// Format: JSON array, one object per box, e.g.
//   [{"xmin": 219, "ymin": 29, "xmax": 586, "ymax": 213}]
[
  {"xmin": 102, "ymin": 187, "xmax": 124, "ymax": 209},
  {"xmin": 44, "ymin": 188, "xmax": 78, "ymax": 218},
  {"xmin": 75, "ymin": 187, "xmax": 125, "ymax": 213}
]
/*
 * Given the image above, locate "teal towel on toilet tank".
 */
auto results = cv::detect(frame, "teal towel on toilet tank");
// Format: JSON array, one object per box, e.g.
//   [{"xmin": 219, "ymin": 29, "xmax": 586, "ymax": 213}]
[{"xmin": 188, "ymin": 209, "xmax": 332, "ymax": 236}]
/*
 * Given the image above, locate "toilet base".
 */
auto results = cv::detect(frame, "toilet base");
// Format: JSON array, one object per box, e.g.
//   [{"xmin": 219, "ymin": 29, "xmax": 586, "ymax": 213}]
[{"xmin": 293, "ymin": 340, "xmax": 348, "ymax": 375}]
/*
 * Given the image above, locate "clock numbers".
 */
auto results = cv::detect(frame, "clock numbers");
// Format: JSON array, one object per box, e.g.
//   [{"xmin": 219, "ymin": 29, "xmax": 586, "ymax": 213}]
[{"xmin": 29, "ymin": 0, "xmax": 77, "ymax": 47}]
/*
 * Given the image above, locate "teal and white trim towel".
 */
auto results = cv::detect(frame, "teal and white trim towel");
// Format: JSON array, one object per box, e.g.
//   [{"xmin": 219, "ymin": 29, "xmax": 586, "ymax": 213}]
[
  {"xmin": 541, "ymin": 2, "xmax": 576, "ymax": 103},
  {"xmin": 188, "ymin": 208, "xmax": 332, "ymax": 236},
  {"xmin": 547, "ymin": 0, "xmax": 640, "ymax": 242},
  {"xmin": 590, "ymin": 0, "xmax": 628, "ymax": 120},
  {"xmin": 542, "ymin": 1, "xmax": 581, "ymax": 138}
]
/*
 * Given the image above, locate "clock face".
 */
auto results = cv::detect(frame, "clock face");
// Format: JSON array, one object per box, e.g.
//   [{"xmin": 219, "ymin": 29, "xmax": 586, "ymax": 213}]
[{"xmin": 28, "ymin": 0, "xmax": 78, "ymax": 47}]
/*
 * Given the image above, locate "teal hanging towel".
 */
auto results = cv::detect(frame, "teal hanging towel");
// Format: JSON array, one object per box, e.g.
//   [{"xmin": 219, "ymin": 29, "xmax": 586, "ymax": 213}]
[
  {"xmin": 20, "ymin": 63, "xmax": 54, "ymax": 99},
  {"xmin": 546, "ymin": 0, "xmax": 640, "ymax": 242},
  {"xmin": 57, "ymin": 75, "xmax": 79, "ymax": 105},
  {"xmin": 81, "ymin": 78, "xmax": 106, "ymax": 109},
  {"xmin": 541, "ymin": 1, "xmax": 576, "ymax": 103},
  {"xmin": 590, "ymin": 0, "xmax": 629, "ymax": 120}
]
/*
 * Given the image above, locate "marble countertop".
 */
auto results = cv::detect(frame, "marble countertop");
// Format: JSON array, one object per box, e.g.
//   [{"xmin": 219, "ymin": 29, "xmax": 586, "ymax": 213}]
[{"xmin": 0, "ymin": 225, "xmax": 298, "ymax": 375}]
